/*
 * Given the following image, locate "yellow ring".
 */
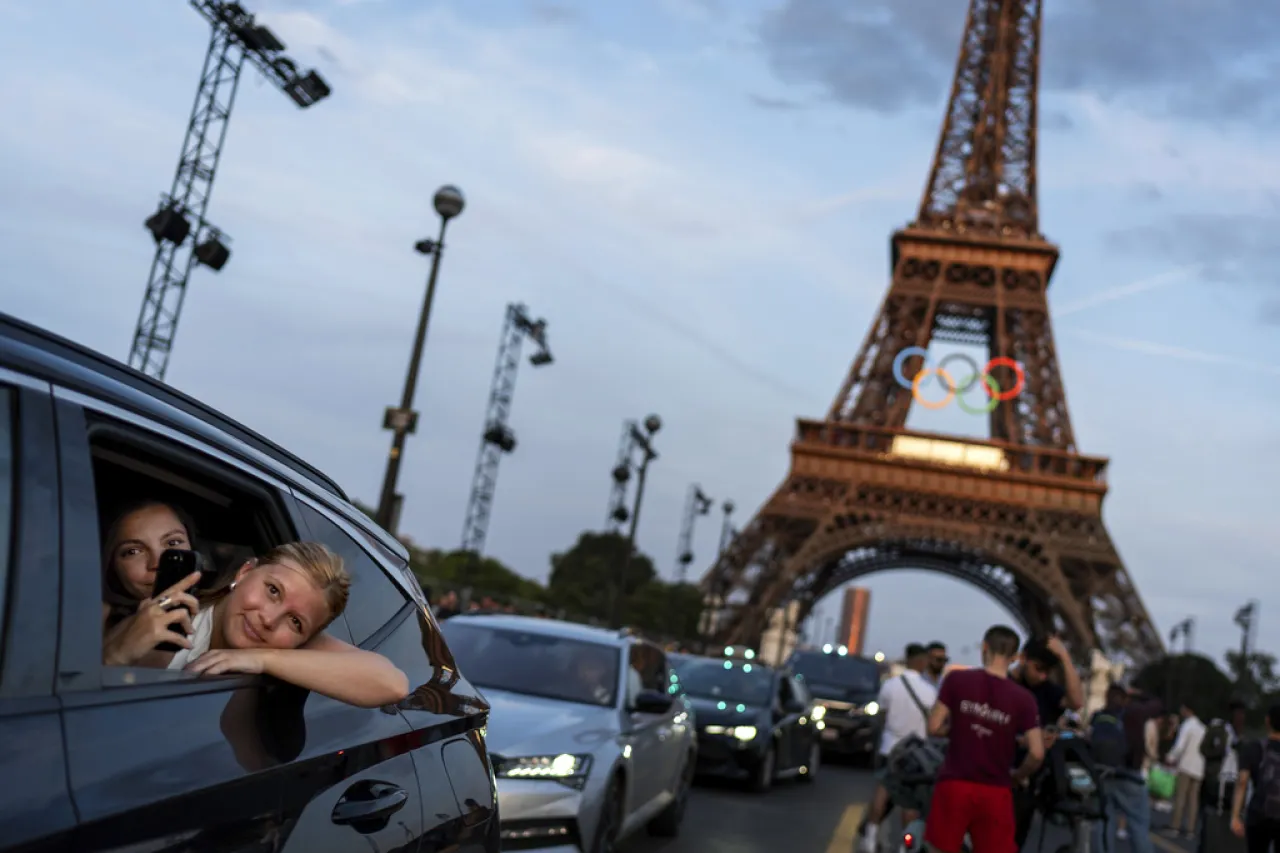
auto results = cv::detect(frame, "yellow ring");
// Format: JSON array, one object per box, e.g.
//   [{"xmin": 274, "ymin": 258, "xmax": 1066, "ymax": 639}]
[{"xmin": 912, "ymin": 367, "xmax": 956, "ymax": 410}]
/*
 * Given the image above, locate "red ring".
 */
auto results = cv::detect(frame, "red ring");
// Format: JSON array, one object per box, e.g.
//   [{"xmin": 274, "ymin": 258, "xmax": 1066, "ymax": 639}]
[{"xmin": 985, "ymin": 357, "xmax": 1025, "ymax": 401}]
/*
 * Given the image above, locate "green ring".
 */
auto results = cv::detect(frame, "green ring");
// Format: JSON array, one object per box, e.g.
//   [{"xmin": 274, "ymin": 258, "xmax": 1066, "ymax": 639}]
[{"xmin": 956, "ymin": 374, "xmax": 1002, "ymax": 414}]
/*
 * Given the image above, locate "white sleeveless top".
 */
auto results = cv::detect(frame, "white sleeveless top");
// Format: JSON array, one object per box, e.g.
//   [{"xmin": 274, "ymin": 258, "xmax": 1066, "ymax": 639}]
[{"xmin": 167, "ymin": 607, "xmax": 214, "ymax": 670}]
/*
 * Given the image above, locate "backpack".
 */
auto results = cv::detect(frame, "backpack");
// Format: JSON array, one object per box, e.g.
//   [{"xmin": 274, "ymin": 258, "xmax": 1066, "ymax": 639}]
[
  {"xmin": 1258, "ymin": 747, "xmax": 1280, "ymax": 821},
  {"xmin": 1089, "ymin": 710, "xmax": 1130, "ymax": 769},
  {"xmin": 1202, "ymin": 721, "xmax": 1230, "ymax": 764}
]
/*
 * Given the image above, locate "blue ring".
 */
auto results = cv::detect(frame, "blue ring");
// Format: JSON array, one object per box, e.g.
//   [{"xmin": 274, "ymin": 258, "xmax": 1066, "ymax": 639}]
[{"xmin": 892, "ymin": 346, "xmax": 931, "ymax": 389}]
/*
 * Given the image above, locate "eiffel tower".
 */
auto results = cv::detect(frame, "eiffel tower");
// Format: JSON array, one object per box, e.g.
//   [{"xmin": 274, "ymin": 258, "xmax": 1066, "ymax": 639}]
[{"xmin": 702, "ymin": 0, "xmax": 1164, "ymax": 667}]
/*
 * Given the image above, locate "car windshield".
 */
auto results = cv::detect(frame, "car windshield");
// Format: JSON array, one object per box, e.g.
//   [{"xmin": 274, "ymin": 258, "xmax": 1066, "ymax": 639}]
[
  {"xmin": 674, "ymin": 658, "xmax": 773, "ymax": 706},
  {"xmin": 441, "ymin": 622, "xmax": 620, "ymax": 708},
  {"xmin": 790, "ymin": 651, "xmax": 881, "ymax": 696}
]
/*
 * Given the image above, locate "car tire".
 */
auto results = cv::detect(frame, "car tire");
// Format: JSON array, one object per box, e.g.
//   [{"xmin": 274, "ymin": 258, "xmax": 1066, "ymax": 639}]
[
  {"xmin": 647, "ymin": 753, "xmax": 693, "ymax": 837},
  {"xmin": 750, "ymin": 744, "xmax": 775, "ymax": 793},
  {"xmin": 590, "ymin": 774, "xmax": 624, "ymax": 853},
  {"xmin": 800, "ymin": 739, "xmax": 820, "ymax": 783}
]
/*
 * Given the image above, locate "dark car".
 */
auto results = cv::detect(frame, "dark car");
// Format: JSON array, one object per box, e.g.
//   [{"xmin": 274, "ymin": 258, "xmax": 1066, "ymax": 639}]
[
  {"xmin": 0, "ymin": 313, "xmax": 499, "ymax": 852},
  {"xmin": 673, "ymin": 655, "xmax": 821, "ymax": 792},
  {"xmin": 787, "ymin": 647, "xmax": 884, "ymax": 762}
]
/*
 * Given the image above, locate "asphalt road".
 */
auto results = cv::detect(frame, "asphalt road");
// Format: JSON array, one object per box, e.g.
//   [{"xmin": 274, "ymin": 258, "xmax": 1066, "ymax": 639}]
[{"xmin": 624, "ymin": 762, "xmax": 1197, "ymax": 853}]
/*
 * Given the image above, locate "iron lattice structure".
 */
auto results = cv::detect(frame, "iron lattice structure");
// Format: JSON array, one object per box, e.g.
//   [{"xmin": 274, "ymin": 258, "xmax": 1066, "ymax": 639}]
[
  {"xmin": 675, "ymin": 484, "xmax": 713, "ymax": 582},
  {"xmin": 130, "ymin": 1, "xmax": 330, "ymax": 381},
  {"xmin": 700, "ymin": 0, "xmax": 1164, "ymax": 668},
  {"xmin": 460, "ymin": 303, "xmax": 552, "ymax": 557}
]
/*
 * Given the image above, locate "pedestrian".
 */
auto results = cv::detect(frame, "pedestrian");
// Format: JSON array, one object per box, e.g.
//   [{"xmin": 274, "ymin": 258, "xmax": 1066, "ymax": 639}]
[
  {"xmin": 924, "ymin": 641, "xmax": 948, "ymax": 688},
  {"xmin": 1088, "ymin": 684, "xmax": 1158, "ymax": 853},
  {"xmin": 1230, "ymin": 702, "xmax": 1280, "ymax": 851},
  {"xmin": 1165, "ymin": 702, "xmax": 1208, "ymax": 840},
  {"xmin": 858, "ymin": 643, "xmax": 938, "ymax": 853},
  {"xmin": 1008, "ymin": 635, "xmax": 1086, "ymax": 848},
  {"xmin": 924, "ymin": 624, "xmax": 1044, "ymax": 853}
]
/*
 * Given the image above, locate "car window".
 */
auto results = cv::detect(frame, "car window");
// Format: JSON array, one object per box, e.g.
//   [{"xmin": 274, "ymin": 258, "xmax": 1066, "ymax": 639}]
[
  {"xmin": 0, "ymin": 389, "xmax": 13, "ymax": 660},
  {"xmin": 295, "ymin": 502, "xmax": 408, "ymax": 646},
  {"xmin": 84, "ymin": 418, "xmax": 301, "ymax": 683},
  {"xmin": 790, "ymin": 676, "xmax": 810, "ymax": 705}
]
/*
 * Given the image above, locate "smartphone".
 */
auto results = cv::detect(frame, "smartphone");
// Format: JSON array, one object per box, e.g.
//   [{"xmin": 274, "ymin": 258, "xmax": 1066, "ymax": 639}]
[{"xmin": 152, "ymin": 549, "xmax": 210, "ymax": 653}]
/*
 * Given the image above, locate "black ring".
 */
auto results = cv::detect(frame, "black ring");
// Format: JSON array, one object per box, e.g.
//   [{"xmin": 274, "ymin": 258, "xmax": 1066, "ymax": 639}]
[{"xmin": 936, "ymin": 352, "xmax": 981, "ymax": 393}]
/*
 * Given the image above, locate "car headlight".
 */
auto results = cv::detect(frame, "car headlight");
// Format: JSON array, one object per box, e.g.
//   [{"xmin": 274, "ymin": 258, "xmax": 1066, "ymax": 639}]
[
  {"xmin": 810, "ymin": 705, "xmax": 827, "ymax": 721},
  {"xmin": 704, "ymin": 725, "xmax": 758, "ymax": 741},
  {"xmin": 493, "ymin": 753, "xmax": 593, "ymax": 788},
  {"xmin": 864, "ymin": 701, "xmax": 880, "ymax": 716}
]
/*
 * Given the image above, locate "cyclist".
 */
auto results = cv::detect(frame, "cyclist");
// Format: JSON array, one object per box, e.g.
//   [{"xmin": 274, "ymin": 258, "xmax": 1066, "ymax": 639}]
[
  {"xmin": 858, "ymin": 643, "xmax": 938, "ymax": 852},
  {"xmin": 925, "ymin": 625, "xmax": 1044, "ymax": 853}
]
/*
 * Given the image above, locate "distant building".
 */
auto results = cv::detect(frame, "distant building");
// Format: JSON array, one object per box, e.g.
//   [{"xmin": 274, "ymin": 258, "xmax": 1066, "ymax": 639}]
[{"xmin": 837, "ymin": 587, "xmax": 871, "ymax": 655}]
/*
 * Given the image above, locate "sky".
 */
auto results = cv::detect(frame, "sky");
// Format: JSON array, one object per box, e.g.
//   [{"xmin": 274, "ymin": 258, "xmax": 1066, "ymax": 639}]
[{"xmin": 1, "ymin": 0, "xmax": 1278, "ymax": 670}]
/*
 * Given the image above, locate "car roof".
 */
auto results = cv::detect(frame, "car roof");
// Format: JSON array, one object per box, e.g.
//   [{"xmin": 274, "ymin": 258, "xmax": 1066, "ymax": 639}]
[
  {"xmin": 0, "ymin": 311, "xmax": 409, "ymax": 563},
  {"xmin": 443, "ymin": 614, "xmax": 633, "ymax": 648}
]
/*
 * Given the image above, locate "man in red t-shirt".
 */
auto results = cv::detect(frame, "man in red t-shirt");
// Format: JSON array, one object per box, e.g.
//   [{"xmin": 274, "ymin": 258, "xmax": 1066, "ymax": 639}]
[{"xmin": 924, "ymin": 625, "xmax": 1045, "ymax": 853}]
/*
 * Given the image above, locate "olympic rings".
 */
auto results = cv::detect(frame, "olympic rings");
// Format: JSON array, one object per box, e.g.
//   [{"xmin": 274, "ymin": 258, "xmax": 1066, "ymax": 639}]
[{"xmin": 891, "ymin": 346, "xmax": 1026, "ymax": 412}]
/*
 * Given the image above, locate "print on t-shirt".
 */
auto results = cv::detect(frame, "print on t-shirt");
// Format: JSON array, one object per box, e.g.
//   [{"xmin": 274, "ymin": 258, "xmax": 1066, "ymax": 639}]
[{"xmin": 937, "ymin": 668, "xmax": 1040, "ymax": 788}]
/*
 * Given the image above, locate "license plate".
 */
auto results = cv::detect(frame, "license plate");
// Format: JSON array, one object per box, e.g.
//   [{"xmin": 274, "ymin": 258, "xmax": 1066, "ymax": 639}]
[{"xmin": 822, "ymin": 729, "xmax": 840, "ymax": 741}]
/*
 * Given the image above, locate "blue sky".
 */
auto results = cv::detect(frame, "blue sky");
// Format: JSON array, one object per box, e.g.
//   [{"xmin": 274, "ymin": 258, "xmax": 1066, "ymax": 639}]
[{"xmin": 2, "ymin": 0, "xmax": 1278, "ymax": 669}]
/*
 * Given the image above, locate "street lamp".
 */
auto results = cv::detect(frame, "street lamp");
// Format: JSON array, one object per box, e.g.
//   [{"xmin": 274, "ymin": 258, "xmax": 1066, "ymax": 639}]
[
  {"xmin": 375, "ymin": 184, "xmax": 466, "ymax": 534},
  {"xmin": 610, "ymin": 414, "xmax": 662, "ymax": 626}
]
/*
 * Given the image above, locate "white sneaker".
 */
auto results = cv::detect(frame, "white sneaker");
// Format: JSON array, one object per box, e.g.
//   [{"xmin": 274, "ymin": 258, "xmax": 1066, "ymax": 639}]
[{"xmin": 858, "ymin": 823, "xmax": 879, "ymax": 853}]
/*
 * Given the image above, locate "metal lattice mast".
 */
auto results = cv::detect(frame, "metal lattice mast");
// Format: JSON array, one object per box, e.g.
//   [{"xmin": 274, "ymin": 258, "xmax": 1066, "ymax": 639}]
[
  {"xmin": 605, "ymin": 421, "xmax": 637, "ymax": 532},
  {"xmin": 460, "ymin": 303, "xmax": 552, "ymax": 557},
  {"xmin": 675, "ymin": 484, "xmax": 713, "ymax": 582},
  {"xmin": 130, "ymin": 1, "xmax": 330, "ymax": 381}
]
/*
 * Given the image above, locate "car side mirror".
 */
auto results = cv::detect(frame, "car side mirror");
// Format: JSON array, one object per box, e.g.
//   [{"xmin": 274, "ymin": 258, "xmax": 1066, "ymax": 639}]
[{"xmin": 632, "ymin": 689, "xmax": 674, "ymax": 715}]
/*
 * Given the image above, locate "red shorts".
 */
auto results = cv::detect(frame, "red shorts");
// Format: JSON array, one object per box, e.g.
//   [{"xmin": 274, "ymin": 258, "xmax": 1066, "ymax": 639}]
[{"xmin": 924, "ymin": 779, "xmax": 1016, "ymax": 853}]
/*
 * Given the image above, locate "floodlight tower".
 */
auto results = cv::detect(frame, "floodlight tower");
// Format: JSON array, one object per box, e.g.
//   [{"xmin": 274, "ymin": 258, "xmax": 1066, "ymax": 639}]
[
  {"xmin": 459, "ymin": 303, "xmax": 554, "ymax": 561},
  {"xmin": 130, "ymin": 0, "xmax": 331, "ymax": 381},
  {"xmin": 674, "ymin": 484, "xmax": 713, "ymax": 582}
]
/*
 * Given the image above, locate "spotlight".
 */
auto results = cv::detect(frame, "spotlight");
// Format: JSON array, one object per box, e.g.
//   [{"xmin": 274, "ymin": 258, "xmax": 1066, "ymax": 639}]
[
  {"xmin": 193, "ymin": 235, "xmax": 231, "ymax": 271},
  {"xmin": 145, "ymin": 205, "xmax": 191, "ymax": 246}
]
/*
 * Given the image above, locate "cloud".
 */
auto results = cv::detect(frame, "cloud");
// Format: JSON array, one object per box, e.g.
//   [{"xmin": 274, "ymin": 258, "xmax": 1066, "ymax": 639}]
[
  {"xmin": 528, "ymin": 2, "xmax": 580, "ymax": 26},
  {"xmin": 748, "ymin": 93, "xmax": 803, "ymax": 111},
  {"xmin": 756, "ymin": 0, "xmax": 1280, "ymax": 125}
]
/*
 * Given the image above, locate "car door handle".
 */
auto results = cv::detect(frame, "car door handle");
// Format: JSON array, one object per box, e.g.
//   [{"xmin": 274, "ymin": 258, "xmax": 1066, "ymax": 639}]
[{"xmin": 331, "ymin": 781, "xmax": 410, "ymax": 827}]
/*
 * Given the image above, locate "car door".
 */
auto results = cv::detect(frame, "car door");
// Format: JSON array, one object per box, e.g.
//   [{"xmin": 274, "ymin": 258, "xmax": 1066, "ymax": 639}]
[
  {"xmin": 771, "ymin": 674, "xmax": 800, "ymax": 773},
  {"xmin": 48, "ymin": 390, "xmax": 436, "ymax": 853},
  {"xmin": 619, "ymin": 642, "xmax": 667, "ymax": 816},
  {"xmin": 0, "ymin": 373, "xmax": 78, "ymax": 853},
  {"xmin": 788, "ymin": 674, "xmax": 817, "ymax": 769},
  {"xmin": 290, "ymin": 494, "xmax": 497, "ymax": 853}
]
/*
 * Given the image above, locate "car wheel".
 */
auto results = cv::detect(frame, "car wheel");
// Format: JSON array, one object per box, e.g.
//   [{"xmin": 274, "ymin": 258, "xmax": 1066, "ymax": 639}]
[
  {"xmin": 750, "ymin": 745, "xmax": 775, "ymax": 793},
  {"xmin": 647, "ymin": 754, "xmax": 693, "ymax": 836},
  {"xmin": 800, "ymin": 740, "xmax": 820, "ymax": 783},
  {"xmin": 590, "ymin": 775, "xmax": 624, "ymax": 853}
]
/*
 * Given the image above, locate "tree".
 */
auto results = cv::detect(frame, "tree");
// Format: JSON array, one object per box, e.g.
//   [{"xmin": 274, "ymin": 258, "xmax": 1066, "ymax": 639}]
[
  {"xmin": 1135, "ymin": 653, "xmax": 1235, "ymax": 719},
  {"xmin": 410, "ymin": 547, "xmax": 545, "ymax": 604},
  {"xmin": 625, "ymin": 580, "xmax": 704, "ymax": 642},
  {"xmin": 548, "ymin": 531, "xmax": 656, "ymax": 620},
  {"xmin": 1225, "ymin": 650, "xmax": 1280, "ymax": 696}
]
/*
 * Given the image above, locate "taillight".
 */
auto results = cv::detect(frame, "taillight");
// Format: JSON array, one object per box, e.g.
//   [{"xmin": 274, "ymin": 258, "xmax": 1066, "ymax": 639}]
[{"xmin": 903, "ymin": 832, "xmax": 915, "ymax": 849}]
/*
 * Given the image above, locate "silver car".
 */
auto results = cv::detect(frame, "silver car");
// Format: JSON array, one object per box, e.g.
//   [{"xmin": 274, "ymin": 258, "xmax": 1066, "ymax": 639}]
[{"xmin": 440, "ymin": 615, "xmax": 697, "ymax": 852}]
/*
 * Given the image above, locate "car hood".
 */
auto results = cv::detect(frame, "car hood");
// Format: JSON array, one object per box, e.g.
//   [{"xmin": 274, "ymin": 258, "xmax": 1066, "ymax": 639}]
[
  {"xmin": 809, "ymin": 685, "xmax": 879, "ymax": 707},
  {"xmin": 686, "ymin": 696, "xmax": 765, "ymax": 728},
  {"xmin": 481, "ymin": 687, "xmax": 619, "ymax": 758}
]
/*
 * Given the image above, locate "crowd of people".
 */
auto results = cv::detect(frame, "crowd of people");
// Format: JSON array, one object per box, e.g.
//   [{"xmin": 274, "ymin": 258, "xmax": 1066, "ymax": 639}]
[{"xmin": 860, "ymin": 624, "xmax": 1280, "ymax": 853}]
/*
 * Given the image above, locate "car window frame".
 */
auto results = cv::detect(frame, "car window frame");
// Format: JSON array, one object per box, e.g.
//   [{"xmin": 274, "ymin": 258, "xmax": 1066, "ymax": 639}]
[
  {"xmin": 289, "ymin": 488, "xmax": 416, "ymax": 649},
  {"xmin": 0, "ymin": 368, "xmax": 61, "ymax": 701},
  {"xmin": 50, "ymin": 387, "xmax": 316, "ymax": 701}
]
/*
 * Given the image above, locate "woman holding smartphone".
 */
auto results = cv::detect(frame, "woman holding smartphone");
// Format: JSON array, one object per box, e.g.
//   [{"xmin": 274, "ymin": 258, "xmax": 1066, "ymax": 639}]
[{"xmin": 99, "ymin": 502, "xmax": 408, "ymax": 709}]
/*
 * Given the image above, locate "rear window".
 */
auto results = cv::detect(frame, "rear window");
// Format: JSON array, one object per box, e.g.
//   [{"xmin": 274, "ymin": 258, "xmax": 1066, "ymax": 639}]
[{"xmin": 789, "ymin": 651, "xmax": 881, "ymax": 696}]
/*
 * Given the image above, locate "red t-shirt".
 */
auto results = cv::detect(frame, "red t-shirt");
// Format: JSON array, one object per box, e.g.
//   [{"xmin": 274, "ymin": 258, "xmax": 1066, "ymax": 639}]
[{"xmin": 936, "ymin": 668, "xmax": 1040, "ymax": 787}]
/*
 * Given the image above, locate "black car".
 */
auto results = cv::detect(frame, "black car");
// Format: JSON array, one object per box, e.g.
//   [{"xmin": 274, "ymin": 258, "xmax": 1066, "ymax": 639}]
[
  {"xmin": 0, "ymin": 313, "xmax": 500, "ymax": 852},
  {"xmin": 673, "ymin": 655, "xmax": 821, "ymax": 792},
  {"xmin": 788, "ymin": 648, "xmax": 884, "ymax": 762}
]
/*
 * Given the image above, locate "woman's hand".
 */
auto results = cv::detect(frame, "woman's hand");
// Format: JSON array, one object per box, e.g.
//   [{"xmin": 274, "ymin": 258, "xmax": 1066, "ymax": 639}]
[
  {"xmin": 1231, "ymin": 816, "xmax": 1245, "ymax": 838},
  {"xmin": 102, "ymin": 571, "xmax": 202, "ymax": 666},
  {"xmin": 186, "ymin": 648, "xmax": 272, "ymax": 677}
]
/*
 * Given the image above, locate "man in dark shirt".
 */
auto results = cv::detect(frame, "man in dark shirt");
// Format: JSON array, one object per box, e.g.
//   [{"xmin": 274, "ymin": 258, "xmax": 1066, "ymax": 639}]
[
  {"xmin": 925, "ymin": 625, "xmax": 1044, "ymax": 853},
  {"xmin": 1009, "ymin": 635, "xmax": 1085, "ymax": 848},
  {"xmin": 1231, "ymin": 702, "xmax": 1280, "ymax": 852},
  {"xmin": 1088, "ymin": 684, "xmax": 1159, "ymax": 853}
]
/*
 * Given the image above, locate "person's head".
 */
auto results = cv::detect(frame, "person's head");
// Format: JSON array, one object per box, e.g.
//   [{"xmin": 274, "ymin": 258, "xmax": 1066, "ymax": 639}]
[
  {"xmin": 1229, "ymin": 699, "xmax": 1247, "ymax": 730},
  {"xmin": 1267, "ymin": 703, "xmax": 1280, "ymax": 737},
  {"xmin": 1180, "ymin": 702, "xmax": 1196, "ymax": 720},
  {"xmin": 926, "ymin": 642, "xmax": 948, "ymax": 676},
  {"xmin": 1018, "ymin": 637, "xmax": 1059, "ymax": 687},
  {"xmin": 1105, "ymin": 684, "xmax": 1128, "ymax": 710},
  {"xmin": 102, "ymin": 500, "xmax": 196, "ymax": 602},
  {"xmin": 981, "ymin": 624, "xmax": 1021, "ymax": 667},
  {"xmin": 214, "ymin": 542, "xmax": 349, "ymax": 650},
  {"xmin": 905, "ymin": 643, "xmax": 928, "ymax": 671}
]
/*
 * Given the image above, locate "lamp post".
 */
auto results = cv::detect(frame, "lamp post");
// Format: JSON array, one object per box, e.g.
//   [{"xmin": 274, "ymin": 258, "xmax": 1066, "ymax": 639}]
[
  {"xmin": 610, "ymin": 414, "xmax": 662, "ymax": 627},
  {"xmin": 1234, "ymin": 600, "xmax": 1258, "ymax": 699},
  {"xmin": 718, "ymin": 500, "xmax": 735, "ymax": 557},
  {"xmin": 375, "ymin": 184, "xmax": 466, "ymax": 535}
]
